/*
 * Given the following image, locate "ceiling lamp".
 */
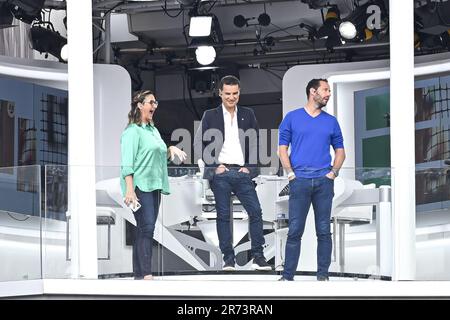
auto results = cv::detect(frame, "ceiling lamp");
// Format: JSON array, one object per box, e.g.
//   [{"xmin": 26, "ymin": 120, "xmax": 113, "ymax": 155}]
[
  {"xmin": 339, "ymin": 21, "xmax": 357, "ymax": 40},
  {"xmin": 195, "ymin": 45, "xmax": 216, "ymax": 65},
  {"xmin": 189, "ymin": 16, "xmax": 213, "ymax": 37},
  {"xmin": 338, "ymin": 3, "xmax": 378, "ymax": 41}
]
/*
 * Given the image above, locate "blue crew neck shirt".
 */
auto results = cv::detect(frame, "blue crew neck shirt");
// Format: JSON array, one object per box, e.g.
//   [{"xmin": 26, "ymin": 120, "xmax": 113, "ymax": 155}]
[{"xmin": 279, "ymin": 108, "xmax": 344, "ymax": 178}]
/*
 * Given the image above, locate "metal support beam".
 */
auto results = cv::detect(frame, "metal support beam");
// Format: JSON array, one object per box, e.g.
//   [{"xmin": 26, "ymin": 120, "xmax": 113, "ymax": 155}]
[
  {"xmin": 104, "ymin": 12, "xmax": 111, "ymax": 64},
  {"xmin": 67, "ymin": 0, "xmax": 98, "ymax": 279},
  {"xmin": 390, "ymin": 0, "xmax": 416, "ymax": 280}
]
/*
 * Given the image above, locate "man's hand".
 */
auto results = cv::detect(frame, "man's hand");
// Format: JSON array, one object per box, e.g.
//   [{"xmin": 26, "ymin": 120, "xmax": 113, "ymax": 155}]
[
  {"xmin": 238, "ymin": 167, "xmax": 250, "ymax": 174},
  {"xmin": 215, "ymin": 164, "xmax": 229, "ymax": 174},
  {"xmin": 326, "ymin": 171, "xmax": 336, "ymax": 180}
]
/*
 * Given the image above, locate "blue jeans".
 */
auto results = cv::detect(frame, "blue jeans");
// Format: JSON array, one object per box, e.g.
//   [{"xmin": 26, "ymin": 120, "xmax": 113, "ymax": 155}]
[
  {"xmin": 210, "ymin": 169, "xmax": 265, "ymax": 265},
  {"xmin": 133, "ymin": 188, "xmax": 160, "ymax": 279},
  {"xmin": 282, "ymin": 176, "xmax": 334, "ymax": 280}
]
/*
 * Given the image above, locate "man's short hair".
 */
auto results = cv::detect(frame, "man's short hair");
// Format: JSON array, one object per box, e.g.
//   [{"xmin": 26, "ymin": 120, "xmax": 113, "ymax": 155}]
[
  {"xmin": 306, "ymin": 78, "xmax": 328, "ymax": 98},
  {"xmin": 219, "ymin": 75, "xmax": 240, "ymax": 90}
]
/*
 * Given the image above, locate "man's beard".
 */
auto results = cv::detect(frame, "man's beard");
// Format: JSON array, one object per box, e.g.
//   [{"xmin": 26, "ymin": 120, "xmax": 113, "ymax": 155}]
[{"xmin": 314, "ymin": 99, "xmax": 327, "ymax": 109}]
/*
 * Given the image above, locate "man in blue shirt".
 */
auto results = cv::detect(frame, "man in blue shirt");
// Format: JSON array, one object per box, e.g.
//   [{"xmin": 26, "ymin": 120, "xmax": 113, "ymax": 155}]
[{"xmin": 278, "ymin": 78, "xmax": 346, "ymax": 281}]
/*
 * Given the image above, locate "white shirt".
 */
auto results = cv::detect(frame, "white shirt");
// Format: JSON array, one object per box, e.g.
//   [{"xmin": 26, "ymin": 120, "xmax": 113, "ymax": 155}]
[{"xmin": 218, "ymin": 105, "xmax": 245, "ymax": 166}]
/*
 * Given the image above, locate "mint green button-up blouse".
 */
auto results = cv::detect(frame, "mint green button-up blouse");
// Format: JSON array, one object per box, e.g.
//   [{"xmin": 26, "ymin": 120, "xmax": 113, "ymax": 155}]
[{"xmin": 120, "ymin": 123, "xmax": 170, "ymax": 196}]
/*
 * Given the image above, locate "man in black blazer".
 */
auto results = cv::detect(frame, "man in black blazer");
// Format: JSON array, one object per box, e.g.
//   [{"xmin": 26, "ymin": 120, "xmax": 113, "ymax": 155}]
[{"xmin": 194, "ymin": 75, "xmax": 271, "ymax": 271}]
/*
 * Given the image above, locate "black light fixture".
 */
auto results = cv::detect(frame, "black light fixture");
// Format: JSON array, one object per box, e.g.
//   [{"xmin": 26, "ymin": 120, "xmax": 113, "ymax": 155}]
[
  {"xmin": 316, "ymin": 6, "xmax": 342, "ymax": 50},
  {"xmin": 190, "ymin": 37, "xmax": 216, "ymax": 66},
  {"xmin": 338, "ymin": 2, "xmax": 387, "ymax": 41},
  {"xmin": 0, "ymin": 3, "xmax": 15, "ymax": 29},
  {"xmin": 338, "ymin": 4, "xmax": 369, "ymax": 40},
  {"xmin": 415, "ymin": 30, "xmax": 450, "ymax": 50},
  {"xmin": 188, "ymin": 69, "xmax": 214, "ymax": 93},
  {"xmin": 415, "ymin": 1, "xmax": 450, "ymax": 35},
  {"xmin": 30, "ymin": 25, "xmax": 67, "ymax": 62},
  {"xmin": 233, "ymin": 13, "xmax": 271, "ymax": 28},
  {"xmin": 7, "ymin": 0, "xmax": 46, "ymax": 24},
  {"xmin": 189, "ymin": 15, "xmax": 224, "ymax": 66},
  {"xmin": 443, "ymin": 29, "xmax": 450, "ymax": 50},
  {"xmin": 189, "ymin": 15, "xmax": 213, "ymax": 37},
  {"xmin": 257, "ymin": 13, "xmax": 271, "ymax": 27},
  {"xmin": 233, "ymin": 14, "xmax": 253, "ymax": 28}
]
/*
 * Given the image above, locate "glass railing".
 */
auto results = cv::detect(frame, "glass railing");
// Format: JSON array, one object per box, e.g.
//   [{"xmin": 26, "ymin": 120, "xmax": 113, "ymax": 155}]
[
  {"xmin": 42, "ymin": 165, "xmax": 70, "ymax": 279},
  {"xmin": 415, "ymin": 166, "xmax": 450, "ymax": 280},
  {"xmin": 0, "ymin": 165, "xmax": 41, "ymax": 282},
  {"xmin": 36, "ymin": 164, "xmax": 450, "ymax": 281},
  {"xmin": 157, "ymin": 166, "xmax": 394, "ymax": 280}
]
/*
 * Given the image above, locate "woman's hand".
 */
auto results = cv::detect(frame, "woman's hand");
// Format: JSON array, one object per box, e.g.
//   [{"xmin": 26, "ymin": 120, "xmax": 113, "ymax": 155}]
[
  {"xmin": 168, "ymin": 146, "xmax": 187, "ymax": 162},
  {"xmin": 124, "ymin": 189, "xmax": 139, "ymax": 206}
]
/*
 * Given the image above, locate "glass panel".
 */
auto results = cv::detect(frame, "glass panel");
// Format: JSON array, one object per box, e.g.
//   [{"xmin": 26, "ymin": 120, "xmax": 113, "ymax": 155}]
[
  {"xmin": 0, "ymin": 165, "xmax": 41, "ymax": 282},
  {"xmin": 0, "ymin": 100, "xmax": 15, "ymax": 168},
  {"xmin": 95, "ymin": 165, "xmax": 135, "ymax": 279},
  {"xmin": 42, "ymin": 165, "xmax": 70, "ymax": 279},
  {"xmin": 40, "ymin": 163, "xmax": 450, "ymax": 281},
  {"xmin": 156, "ymin": 166, "xmax": 393, "ymax": 281},
  {"xmin": 365, "ymin": 93, "xmax": 390, "ymax": 130},
  {"xmin": 362, "ymin": 135, "xmax": 391, "ymax": 168},
  {"xmin": 415, "ymin": 166, "xmax": 450, "ymax": 280}
]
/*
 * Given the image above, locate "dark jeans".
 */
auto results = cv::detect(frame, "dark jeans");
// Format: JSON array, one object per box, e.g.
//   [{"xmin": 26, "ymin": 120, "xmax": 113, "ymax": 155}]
[
  {"xmin": 282, "ymin": 176, "xmax": 334, "ymax": 280},
  {"xmin": 210, "ymin": 169, "xmax": 265, "ymax": 265},
  {"xmin": 133, "ymin": 188, "xmax": 160, "ymax": 279}
]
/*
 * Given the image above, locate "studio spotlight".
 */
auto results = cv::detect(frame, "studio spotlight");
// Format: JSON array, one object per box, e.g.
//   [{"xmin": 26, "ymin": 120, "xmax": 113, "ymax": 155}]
[
  {"xmin": 415, "ymin": 31, "xmax": 449, "ymax": 50},
  {"xmin": 258, "ymin": 13, "xmax": 271, "ymax": 27},
  {"xmin": 317, "ymin": 6, "xmax": 342, "ymax": 50},
  {"xmin": 234, "ymin": 13, "xmax": 271, "ymax": 28},
  {"xmin": 338, "ymin": 4, "xmax": 372, "ymax": 41},
  {"xmin": 415, "ymin": 1, "xmax": 450, "ymax": 35},
  {"xmin": 60, "ymin": 44, "xmax": 68, "ymax": 62},
  {"xmin": 7, "ymin": 0, "xmax": 46, "ymax": 24},
  {"xmin": 339, "ymin": 21, "xmax": 357, "ymax": 40},
  {"xmin": 188, "ymin": 69, "xmax": 214, "ymax": 93},
  {"xmin": 0, "ymin": 3, "xmax": 14, "ymax": 29},
  {"xmin": 195, "ymin": 45, "xmax": 216, "ymax": 66},
  {"xmin": 30, "ymin": 25, "xmax": 67, "ymax": 62},
  {"xmin": 443, "ymin": 30, "xmax": 450, "ymax": 50},
  {"xmin": 317, "ymin": 6, "xmax": 340, "ymax": 38},
  {"xmin": 189, "ymin": 16, "xmax": 213, "ymax": 37},
  {"xmin": 233, "ymin": 15, "xmax": 252, "ymax": 28}
]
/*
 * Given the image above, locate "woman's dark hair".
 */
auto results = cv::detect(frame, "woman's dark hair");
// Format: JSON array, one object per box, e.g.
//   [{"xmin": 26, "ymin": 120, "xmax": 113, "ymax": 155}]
[{"xmin": 128, "ymin": 90, "xmax": 154, "ymax": 125}]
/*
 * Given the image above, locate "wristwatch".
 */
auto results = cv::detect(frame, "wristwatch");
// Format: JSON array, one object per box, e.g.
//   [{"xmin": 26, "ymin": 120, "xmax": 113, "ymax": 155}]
[
  {"xmin": 287, "ymin": 171, "xmax": 296, "ymax": 179},
  {"xmin": 331, "ymin": 168, "xmax": 339, "ymax": 177}
]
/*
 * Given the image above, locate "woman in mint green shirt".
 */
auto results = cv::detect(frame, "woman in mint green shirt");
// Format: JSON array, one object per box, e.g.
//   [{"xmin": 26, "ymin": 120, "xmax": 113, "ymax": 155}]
[{"xmin": 121, "ymin": 90, "xmax": 186, "ymax": 280}]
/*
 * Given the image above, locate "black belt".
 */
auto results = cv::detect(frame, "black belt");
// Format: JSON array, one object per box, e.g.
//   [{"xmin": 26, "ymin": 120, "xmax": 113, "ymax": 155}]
[{"xmin": 221, "ymin": 163, "xmax": 243, "ymax": 168}]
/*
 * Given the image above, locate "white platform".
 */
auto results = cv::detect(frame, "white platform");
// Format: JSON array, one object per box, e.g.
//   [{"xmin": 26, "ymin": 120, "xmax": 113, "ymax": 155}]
[{"xmin": 3, "ymin": 277, "xmax": 450, "ymax": 298}]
